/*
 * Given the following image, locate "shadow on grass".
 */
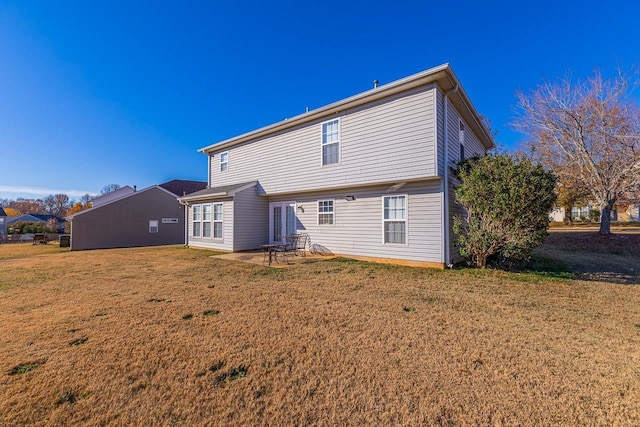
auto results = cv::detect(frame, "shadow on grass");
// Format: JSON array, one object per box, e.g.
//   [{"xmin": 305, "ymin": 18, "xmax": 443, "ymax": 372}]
[{"xmin": 521, "ymin": 254, "xmax": 577, "ymax": 281}]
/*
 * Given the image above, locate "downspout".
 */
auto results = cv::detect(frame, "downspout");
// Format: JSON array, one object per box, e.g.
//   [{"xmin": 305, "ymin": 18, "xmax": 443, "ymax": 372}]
[
  {"xmin": 179, "ymin": 199, "xmax": 189, "ymax": 247},
  {"xmin": 442, "ymin": 84, "xmax": 458, "ymax": 267},
  {"xmin": 207, "ymin": 154, "xmax": 211, "ymax": 187}
]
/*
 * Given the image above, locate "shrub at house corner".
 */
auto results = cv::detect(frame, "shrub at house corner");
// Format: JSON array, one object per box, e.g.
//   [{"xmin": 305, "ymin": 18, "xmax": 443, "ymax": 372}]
[{"xmin": 453, "ymin": 154, "xmax": 556, "ymax": 269}]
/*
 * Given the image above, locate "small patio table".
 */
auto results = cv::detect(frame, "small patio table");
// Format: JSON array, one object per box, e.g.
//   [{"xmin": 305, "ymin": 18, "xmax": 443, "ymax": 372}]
[{"xmin": 261, "ymin": 244, "xmax": 283, "ymax": 266}]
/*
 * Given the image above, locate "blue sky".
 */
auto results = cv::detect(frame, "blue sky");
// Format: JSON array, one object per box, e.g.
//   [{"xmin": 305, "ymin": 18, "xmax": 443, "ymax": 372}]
[{"xmin": 1, "ymin": 1, "xmax": 638, "ymax": 201}]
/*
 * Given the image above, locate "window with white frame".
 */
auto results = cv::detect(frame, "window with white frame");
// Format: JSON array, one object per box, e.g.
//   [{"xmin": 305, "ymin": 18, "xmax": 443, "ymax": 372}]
[
  {"xmin": 202, "ymin": 204, "xmax": 212, "ymax": 237},
  {"xmin": 317, "ymin": 200, "xmax": 334, "ymax": 225},
  {"xmin": 459, "ymin": 121, "xmax": 465, "ymax": 163},
  {"xmin": 149, "ymin": 220, "xmax": 158, "ymax": 233},
  {"xmin": 321, "ymin": 119, "xmax": 340, "ymax": 165},
  {"xmin": 383, "ymin": 195, "xmax": 407, "ymax": 244},
  {"xmin": 213, "ymin": 203, "xmax": 223, "ymax": 238},
  {"xmin": 192, "ymin": 205, "xmax": 202, "ymax": 237},
  {"xmin": 220, "ymin": 152, "xmax": 228, "ymax": 172}
]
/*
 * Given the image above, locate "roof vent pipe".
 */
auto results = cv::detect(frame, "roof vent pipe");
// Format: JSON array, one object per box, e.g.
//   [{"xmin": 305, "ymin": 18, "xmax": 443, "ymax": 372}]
[
  {"xmin": 305, "ymin": 106, "xmax": 309, "ymax": 113},
  {"xmin": 373, "ymin": 80, "xmax": 379, "ymax": 89},
  {"xmin": 134, "ymin": 185, "xmax": 137, "ymax": 191}
]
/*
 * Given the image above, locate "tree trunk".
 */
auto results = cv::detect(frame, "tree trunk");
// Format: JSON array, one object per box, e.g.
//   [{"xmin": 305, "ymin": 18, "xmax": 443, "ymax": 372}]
[
  {"xmin": 599, "ymin": 200, "xmax": 615, "ymax": 235},
  {"xmin": 563, "ymin": 204, "xmax": 573, "ymax": 225}
]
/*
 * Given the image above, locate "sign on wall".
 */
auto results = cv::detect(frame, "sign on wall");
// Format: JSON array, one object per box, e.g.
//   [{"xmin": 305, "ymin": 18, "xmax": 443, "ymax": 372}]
[{"xmin": 162, "ymin": 218, "xmax": 179, "ymax": 224}]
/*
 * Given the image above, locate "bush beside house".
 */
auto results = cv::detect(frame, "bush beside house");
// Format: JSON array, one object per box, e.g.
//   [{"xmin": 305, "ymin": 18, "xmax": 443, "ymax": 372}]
[{"xmin": 453, "ymin": 154, "xmax": 557, "ymax": 269}]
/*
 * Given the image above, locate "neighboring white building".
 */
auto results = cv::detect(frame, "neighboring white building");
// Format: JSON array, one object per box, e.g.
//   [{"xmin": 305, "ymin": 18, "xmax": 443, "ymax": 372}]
[
  {"xmin": 549, "ymin": 205, "xmax": 640, "ymax": 223},
  {"xmin": 179, "ymin": 64, "xmax": 494, "ymax": 267}
]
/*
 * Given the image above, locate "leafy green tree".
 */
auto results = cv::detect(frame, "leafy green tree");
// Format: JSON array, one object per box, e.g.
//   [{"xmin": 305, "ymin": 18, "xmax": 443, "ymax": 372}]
[
  {"xmin": 10, "ymin": 221, "xmax": 50, "ymax": 234},
  {"xmin": 453, "ymin": 154, "xmax": 557, "ymax": 269}
]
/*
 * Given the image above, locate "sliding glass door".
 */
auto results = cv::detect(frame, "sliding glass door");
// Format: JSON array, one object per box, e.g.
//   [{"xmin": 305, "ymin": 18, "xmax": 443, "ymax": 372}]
[{"xmin": 269, "ymin": 201, "xmax": 296, "ymax": 243}]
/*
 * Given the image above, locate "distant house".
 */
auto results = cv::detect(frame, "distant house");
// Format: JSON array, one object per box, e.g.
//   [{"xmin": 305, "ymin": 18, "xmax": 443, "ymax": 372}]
[
  {"xmin": 178, "ymin": 64, "xmax": 494, "ymax": 267},
  {"xmin": 549, "ymin": 205, "xmax": 640, "ymax": 223},
  {"xmin": 67, "ymin": 180, "xmax": 207, "ymax": 250},
  {"xmin": 617, "ymin": 204, "xmax": 640, "ymax": 222},
  {"xmin": 6, "ymin": 214, "xmax": 67, "ymax": 233},
  {"xmin": 0, "ymin": 207, "xmax": 7, "ymax": 238}
]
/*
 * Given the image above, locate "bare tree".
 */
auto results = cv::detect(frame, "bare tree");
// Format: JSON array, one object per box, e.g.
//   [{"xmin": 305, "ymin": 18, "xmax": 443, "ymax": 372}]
[
  {"xmin": 10, "ymin": 198, "xmax": 45, "ymax": 215},
  {"xmin": 43, "ymin": 195, "xmax": 57, "ymax": 215},
  {"xmin": 514, "ymin": 69, "xmax": 640, "ymax": 234},
  {"xmin": 46, "ymin": 217, "xmax": 59, "ymax": 233},
  {"xmin": 100, "ymin": 184, "xmax": 122, "ymax": 195},
  {"xmin": 80, "ymin": 193, "xmax": 93, "ymax": 206},
  {"xmin": 51, "ymin": 194, "xmax": 71, "ymax": 217}
]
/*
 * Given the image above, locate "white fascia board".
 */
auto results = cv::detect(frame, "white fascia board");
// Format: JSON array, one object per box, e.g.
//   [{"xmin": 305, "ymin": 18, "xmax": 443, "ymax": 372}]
[
  {"xmin": 178, "ymin": 181, "xmax": 257, "ymax": 203},
  {"xmin": 177, "ymin": 192, "xmax": 229, "ymax": 203}
]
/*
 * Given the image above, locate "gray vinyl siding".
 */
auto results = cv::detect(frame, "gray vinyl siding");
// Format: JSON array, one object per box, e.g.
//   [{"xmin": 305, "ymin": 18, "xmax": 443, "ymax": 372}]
[
  {"xmin": 435, "ymin": 87, "xmax": 446, "ymax": 177},
  {"xmin": 466, "ymin": 127, "xmax": 486, "ymax": 158},
  {"xmin": 435, "ymin": 87, "xmax": 487, "ymax": 176},
  {"xmin": 268, "ymin": 181, "xmax": 443, "ymax": 263},
  {"xmin": 187, "ymin": 199, "xmax": 234, "ymax": 251},
  {"xmin": 208, "ymin": 85, "xmax": 437, "ymax": 193},
  {"xmin": 443, "ymin": 97, "xmax": 489, "ymax": 261},
  {"xmin": 70, "ymin": 187, "xmax": 184, "ymax": 251},
  {"xmin": 233, "ymin": 186, "xmax": 268, "ymax": 251}
]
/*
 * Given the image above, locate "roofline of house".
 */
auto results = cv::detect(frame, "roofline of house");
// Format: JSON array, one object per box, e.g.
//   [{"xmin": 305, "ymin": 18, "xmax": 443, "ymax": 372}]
[
  {"xmin": 6, "ymin": 214, "xmax": 41, "ymax": 222},
  {"xmin": 198, "ymin": 63, "xmax": 494, "ymax": 154},
  {"xmin": 67, "ymin": 185, "xmax": 177, "ymax": 220},
  {"xmin": 256, "ymin": 176, "xmax": 442, "ymax": 198},
  {"xmin": 177, "ymin": 181, "xmax": 257, "ymax": 203}
]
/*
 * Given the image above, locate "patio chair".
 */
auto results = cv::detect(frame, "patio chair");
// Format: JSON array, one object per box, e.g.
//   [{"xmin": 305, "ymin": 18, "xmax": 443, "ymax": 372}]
[
  {"xmin": 275, "ymin": 235, "xmax": 298, "ymax": 263},
  {"xmin": 295, "ymin": 233, "xmax": 309, "ymax": 258}
]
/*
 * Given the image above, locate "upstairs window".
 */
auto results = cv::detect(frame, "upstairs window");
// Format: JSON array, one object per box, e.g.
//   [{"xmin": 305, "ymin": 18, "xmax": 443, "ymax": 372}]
[
  {"xmin": 459, "ymin": 121, "xmax": 465, "ymax": 163},
  {"xmin": 220, "ymin": 152, "xmax": 228, "ymax": 172},
  {"xmin": 321, "ymin": 119, "xmax": 340, "ymax": 165},
  {"xmin": 318, "ymin": 200, "xmax": 334, "ymax": 225},
  {"xmin": 383, "ymin": 195, "xmax": 407, "ymax": 244}
]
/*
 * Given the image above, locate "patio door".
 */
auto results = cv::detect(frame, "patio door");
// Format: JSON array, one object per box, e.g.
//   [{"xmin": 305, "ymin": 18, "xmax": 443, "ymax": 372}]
[{"xmin": 269, "ymin": 201, "xmax": 297, "ymax": 244}]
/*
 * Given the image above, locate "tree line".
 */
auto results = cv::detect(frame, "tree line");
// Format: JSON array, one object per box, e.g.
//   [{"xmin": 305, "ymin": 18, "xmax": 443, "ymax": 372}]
[{"xmin": 0, "ymin": 184, "xmax": 122, "ymax": 218}]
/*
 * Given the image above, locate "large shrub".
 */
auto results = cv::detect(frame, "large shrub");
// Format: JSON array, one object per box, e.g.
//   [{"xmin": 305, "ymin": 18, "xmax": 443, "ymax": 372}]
[
  {"xmin": 9, "ymin": 221, "xmax": 51, "ymax": 234},
  {"xmin": 453, "ymin": 154, "xmax": 556, "ymax": 269}
]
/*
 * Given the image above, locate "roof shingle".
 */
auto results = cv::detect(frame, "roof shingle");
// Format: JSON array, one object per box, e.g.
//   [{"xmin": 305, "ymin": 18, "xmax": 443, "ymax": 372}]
[{"xmin": 159, "ymin": 180, "xmax": 208, "ymax": 197}]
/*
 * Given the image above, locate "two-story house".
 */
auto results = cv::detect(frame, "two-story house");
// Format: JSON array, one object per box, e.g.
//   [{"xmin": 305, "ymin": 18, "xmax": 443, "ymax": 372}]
[{"xmin": 179, "ymin": 64, "xmax": 494, "ymax": 267}]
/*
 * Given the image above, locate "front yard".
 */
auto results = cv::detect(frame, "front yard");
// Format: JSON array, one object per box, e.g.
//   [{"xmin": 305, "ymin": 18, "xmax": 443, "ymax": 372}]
[{"xmin": 0, "ymin": 234, "xmax": 639, "ymax": 425}]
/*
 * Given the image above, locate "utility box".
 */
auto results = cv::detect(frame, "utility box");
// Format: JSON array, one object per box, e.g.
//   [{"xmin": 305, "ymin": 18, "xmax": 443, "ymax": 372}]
[{"xmin": 59, "ymin": 235, "xmax": 70, "ymax": 248}]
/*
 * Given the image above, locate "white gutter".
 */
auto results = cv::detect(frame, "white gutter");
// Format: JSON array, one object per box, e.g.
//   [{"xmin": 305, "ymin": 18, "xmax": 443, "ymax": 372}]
[
  {"xmin": 442, "ymin": 85, "xmax": 458, "ymax": 267},
  {"xmin": 178, "ymin": 199, "xmax": 189, "ymax": 247}
]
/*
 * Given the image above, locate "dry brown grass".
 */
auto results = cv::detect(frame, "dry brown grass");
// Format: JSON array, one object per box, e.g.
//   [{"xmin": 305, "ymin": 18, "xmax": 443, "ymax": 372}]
[
  {"xmin": 534, "ymin": 228, "xmax": 640, "ymax": 284},
  {"xmin": 1, "ymin": 243, "xmax": 640, "ymax": 425}
]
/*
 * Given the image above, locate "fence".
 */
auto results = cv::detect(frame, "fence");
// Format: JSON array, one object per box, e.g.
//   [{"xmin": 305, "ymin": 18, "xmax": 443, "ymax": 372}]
[{"xmin": 0, "ymin": 233, "xmax": 61, "ymax": 244}]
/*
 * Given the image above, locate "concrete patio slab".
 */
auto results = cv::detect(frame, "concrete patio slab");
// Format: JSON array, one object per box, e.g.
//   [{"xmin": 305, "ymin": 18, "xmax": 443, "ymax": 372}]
[{"xmin": 211, "ymin": 250, "xmax": 336, "ymax": 268}]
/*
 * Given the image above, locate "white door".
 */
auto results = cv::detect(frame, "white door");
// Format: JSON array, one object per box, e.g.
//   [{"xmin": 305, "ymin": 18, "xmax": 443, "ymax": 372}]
[{"xmin": 269, "ymin": 201, "xmax": 297, "ymax": 244}]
